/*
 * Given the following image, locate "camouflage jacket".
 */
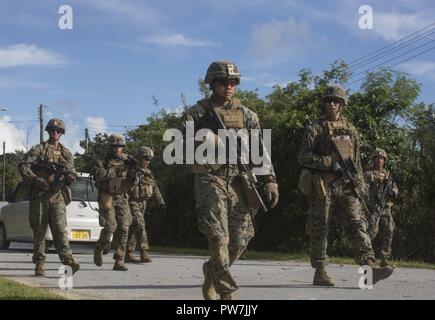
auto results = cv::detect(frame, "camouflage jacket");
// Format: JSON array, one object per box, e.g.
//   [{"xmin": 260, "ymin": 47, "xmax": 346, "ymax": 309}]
[
  {"xmin": 93, "ymin": 152, "xmax": 135, "ymax": 200},
  {"xmin": 297, "ymin": 115, "xmax": 363, "ymax": 172},
  {"xmin": 127, "ymin": 167, "xmax": 165, "ymax": 205},
  {"xmin": 19, "ymin": 141, "xmax": 76, "ymax": 195},
  {"xmin": 364, "ymin": 167, "xmax": 398, "ymax": 209},
  {"xmin": 183, "ymin": 95, "xmax": 275, "ymax": 178}
]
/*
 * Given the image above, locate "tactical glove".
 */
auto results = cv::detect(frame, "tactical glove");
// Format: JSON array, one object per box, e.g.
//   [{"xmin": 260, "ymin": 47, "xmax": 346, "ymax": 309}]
[{"xmin": 34, "ymin": 177, "xmax": 50, "ymax": 191}]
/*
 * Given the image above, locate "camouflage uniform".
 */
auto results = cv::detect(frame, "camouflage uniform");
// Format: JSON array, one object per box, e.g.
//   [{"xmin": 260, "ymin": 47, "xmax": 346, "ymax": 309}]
[
  {"xmin": 298, "ymin": 114, "xmax": 376, "ymax": 269},
  {"xmin": 93, "ymin": 135, "xmax": 134, "ymax": 270},
  {"xmin": 364, "ymin": 149, "xmax": 398, "ymax": 264},
  {"xmin": 19, "ymin": 118, "xmax": 79, "ymax": 275},
  {"xmin": 126, "ymin": 166, "xmax": 165, "ymax": 257},
  {"xmin": 183, "ymin": 61, "xmax": 278, "ymax": 298}
]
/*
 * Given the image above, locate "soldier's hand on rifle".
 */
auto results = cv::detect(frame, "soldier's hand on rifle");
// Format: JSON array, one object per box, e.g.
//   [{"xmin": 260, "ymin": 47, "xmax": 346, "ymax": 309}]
[
  {"xmin": 264, "ymin": 182, "xmax": 279, "ymax": 209},
  {"xmin": 331, "ymin": 160, "xmax": 343, "ymax": 174},
  {"xmin": 34, "ymin": 177, "xmax": 50, "ymax": 191}
]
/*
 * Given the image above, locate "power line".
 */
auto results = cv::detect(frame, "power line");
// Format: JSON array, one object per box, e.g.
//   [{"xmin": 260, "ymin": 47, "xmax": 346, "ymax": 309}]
[
  {"xmin": 348, "ymin": 37, "xmax": 435, "ymax": 81},
  {"xmin": 348, "ymin": 44, "xmax": 435, "ymax": 87},
  {"xmin": 348, "ymin": 21, "xmax": 435, "ymax": 66},
  {"xmin": 351, "ymin": 27, "xmax": 435, "ymax": 70}
]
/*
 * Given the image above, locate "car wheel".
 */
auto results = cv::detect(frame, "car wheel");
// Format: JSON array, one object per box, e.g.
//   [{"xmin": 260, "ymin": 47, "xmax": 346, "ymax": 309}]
[{"xmin": 0, "ymin": 223, "xmax": 11, "ymax": 249}]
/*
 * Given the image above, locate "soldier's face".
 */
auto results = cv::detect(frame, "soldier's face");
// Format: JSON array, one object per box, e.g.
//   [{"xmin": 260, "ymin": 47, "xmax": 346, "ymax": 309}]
[
  {"xmin": 140, "ymin": 158, "xmax": 150, "ymax": 168},
  {"xmin": 48, "ymin": 128, "xmax": 62, "ymax": 142},
  {"xmin": 111, "ymin": 145, "xmax": 123, "ymax": 156},
  {"xmin": 374, "ymin": 156, "xmax": 385, "ymax": 168},
  {"xmin": 324, "ymin": 98, "xmax": 342, "ymax": 119},
  {"xmin": 213, "ymin": 78, "xmax": 237, "ymax": 101}
]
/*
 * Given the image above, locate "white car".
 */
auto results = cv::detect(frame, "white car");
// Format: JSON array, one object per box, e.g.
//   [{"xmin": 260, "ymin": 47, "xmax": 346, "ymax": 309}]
[{"xmin": 0, "ymin": 173, "xmax": 102, "ymax": 249}]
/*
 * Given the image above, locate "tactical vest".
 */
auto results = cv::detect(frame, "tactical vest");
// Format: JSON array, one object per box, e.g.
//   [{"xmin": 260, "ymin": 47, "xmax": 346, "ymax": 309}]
[
  {"xmin": 325, "ymin": 119, "xmax": 356, "ymax": 161},
  {"xmin": 101, "ymin": 155, "xmax": 129, "ymax": 195},
  {"xmin": 368, "ymin": 169, "xmax": 390, "ymax": 200},
  {"xmin": 215, "ymin": 108, "xmax": 244, "ymax": 129},
  {"xmin": 130, "ymin": 169, "xmax": 154, "ymax": 201},
  {"xmin": 33, "ymin": 142, "xmax": 68, "ymax": 178}
]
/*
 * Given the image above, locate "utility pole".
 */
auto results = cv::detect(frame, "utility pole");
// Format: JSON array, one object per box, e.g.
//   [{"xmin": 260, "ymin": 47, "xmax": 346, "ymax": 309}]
[
  {"xmin": 85, "ymin": 128, "xmax": 89, "ymax": 153},
  {"xmin": 2, "ymin": 141, "xmax": 5, "ymax": 201},
  {"xmin": 39, "ymin": 104, "xmax": 44, "ymax": 143}
]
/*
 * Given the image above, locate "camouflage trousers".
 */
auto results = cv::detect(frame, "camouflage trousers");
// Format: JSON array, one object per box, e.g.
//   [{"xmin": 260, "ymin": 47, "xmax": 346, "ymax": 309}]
[
  {"xmin": 29, "ymin": 192, "xmax": 74, "ymax": 265},
  {"xmin": 126, "ymin": 201, "xmax": 149, "ymax": 253},
  {"xmin": 96, "ymin": 196, "xmax": 132, "ymax": 261},
  {"xmin": 306, "ymin": 187, "xmax": 375, "ymax": 269},
  {"xmin": 195, "ymin": 173, "xmax": 255, "ymax": 295},
  {"xmin": 369, "ymin": 208, "xmax": 395, "ymax": 261}
]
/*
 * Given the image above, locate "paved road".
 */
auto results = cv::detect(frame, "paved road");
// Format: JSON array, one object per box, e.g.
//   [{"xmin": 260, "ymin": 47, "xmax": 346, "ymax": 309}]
[{"xmin": 1, "ymin": 243, "xmax": 434, "ymax": 300}]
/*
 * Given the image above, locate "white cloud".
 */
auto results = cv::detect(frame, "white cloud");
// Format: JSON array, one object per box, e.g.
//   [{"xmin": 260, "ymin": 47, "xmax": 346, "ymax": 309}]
[
  {"xmin": 248, "ymin": 18, "xmax": 322, "ymax": 67},
  {"xmin": 86, "ymin": 116, "xmax": 108, "ymax": 136},
  {"xmin": 0, "ymin": 116, "xmax": 28, "ymax": 153},
  {"xmin": 0, "ymin": 44, "xmax": 66, "ymax": 68},
  {"xmin": 400, "ymin": 60, "xmax": 435, "ymax": 79},
  {"xmin": 373, "ymin": 13, "xmax": 433, "ymax": 42},
  {"xmin": 141, "ymin": 34, "xmax": 219, "ymax": 47}
]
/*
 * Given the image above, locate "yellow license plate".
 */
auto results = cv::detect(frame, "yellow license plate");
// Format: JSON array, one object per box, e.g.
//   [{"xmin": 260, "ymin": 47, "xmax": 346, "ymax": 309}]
[{"xmin": 71, "ymin": 230, "xmax": 90, "ymax": 240}]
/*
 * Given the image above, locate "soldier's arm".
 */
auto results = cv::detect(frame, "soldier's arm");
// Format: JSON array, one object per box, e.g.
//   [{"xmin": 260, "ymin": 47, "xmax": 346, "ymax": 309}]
[
  {"xmin": 153, "ymin": 182, "xmax": 165, "ymax": 206},
  {"xmin": 63, "ymin": 148, "xmax": 77, "ymax": 174},
  {"xmin": 19, "ymin": 145, "xmax": 42, "ymax": 182},
  {"xmin": 93, "ymin": 160, "xmax": 109, "ymax": 184},
  {"xmin": 297, "ymin": 125, "xmax": 331, "ymax": 171}
]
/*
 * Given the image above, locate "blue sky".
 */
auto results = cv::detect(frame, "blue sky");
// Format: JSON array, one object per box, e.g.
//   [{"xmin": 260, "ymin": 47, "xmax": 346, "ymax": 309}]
[{"xmin": 1, "ymin": 0, "xmax": 434, "ymax": 153}]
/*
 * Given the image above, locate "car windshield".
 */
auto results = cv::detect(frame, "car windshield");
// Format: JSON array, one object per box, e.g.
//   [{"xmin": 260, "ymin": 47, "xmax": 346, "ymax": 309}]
[{"xmin": 70, "ymin": 177, "xmax": 98, "ymax": 202}]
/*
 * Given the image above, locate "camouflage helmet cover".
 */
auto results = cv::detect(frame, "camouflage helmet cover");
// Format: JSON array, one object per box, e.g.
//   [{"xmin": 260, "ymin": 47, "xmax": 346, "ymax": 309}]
[
  {"xmin": 136, "ymin": 146, "xmax": 154, "ymax": 160},
  {"xmin": 323, "ymin": 85, "xmax": 348, "ymax": 106},
  {"xmin": 108, "ymin": 134, "xmax": 126, "ymax": 146},
  {"xmin": 371, "ymin": 148, "xmax": 388, "ymax": 161},
  {"xmin": 204, "ymin": 61, "xmax": 241, "ymax": 85},
  {"xmin": 45, "ymin": 118, "xmax": 66, "ymax": 134}
]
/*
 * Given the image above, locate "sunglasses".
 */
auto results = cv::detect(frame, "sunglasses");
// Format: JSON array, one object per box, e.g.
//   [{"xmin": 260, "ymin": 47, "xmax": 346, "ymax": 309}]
[
  {"xmin": 48, "ymin": 128, "xmax": 63, "ymax": 134},
  {"xmin": 111, "ymin": 145, "xmax": 125, "ymax": 148},
  {"xmin": 323, "ymin": 97, "xmax": 343, "ymax": 105},
  {"xmin": 216, "ymin": 79, "xmax": 238, "ymax": 87}
]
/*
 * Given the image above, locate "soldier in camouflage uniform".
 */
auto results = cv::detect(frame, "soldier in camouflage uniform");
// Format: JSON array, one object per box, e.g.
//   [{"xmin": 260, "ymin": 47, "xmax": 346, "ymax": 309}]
[
  {"xmin": 297, "ymin": 85, "xmax": 394, "ymax": 286},
  {"xmin": 124, "ymin": 146, "xmax": 166, "ymax": 264},
  {"xmin": 364, "ymin": 148, "xmax": 398, "ymax": 268},
  {"xmin": 19, "ymin": 119, "xmax": 80, "ymax": 276},
  {"xmin": 93, "ymin": 134, "xmax": 134, "ymax": 271},
  {"xmin": 183, "ymin": 61, "xmax": 279, "ymax": 300}
]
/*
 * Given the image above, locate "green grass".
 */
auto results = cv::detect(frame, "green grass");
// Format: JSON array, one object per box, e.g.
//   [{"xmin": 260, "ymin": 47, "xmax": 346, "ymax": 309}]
[
  {"xmin": 150, "ymin": 246, "xmax": 435, "ymax": 270},
  {"xmin": 0, "ymin": 277, "xmax": 66, "ymax": 300}
]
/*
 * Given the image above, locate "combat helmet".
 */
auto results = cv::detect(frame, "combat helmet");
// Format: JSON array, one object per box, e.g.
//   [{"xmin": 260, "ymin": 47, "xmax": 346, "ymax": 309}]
[
  {"xmin": 204, "ymin": 61, "xmax": 241, "ymax": 85},
  {"xmin": 45, "ymin": 118, "xmax": 66, "ymax": 134},
  {"xmin": 323, "ymin": 85, "xmax": 348, "ymax": 106},
  {"xmin": 136, "ymin": 146, "xmax": 154, "ymax": 160},
  {"xmin": 371, "ymin": 148, "xmax": 388, "ymax": 162},
  {"xmin": 108, "ymin": 134, "xmax": 126, "ymax": 147}
]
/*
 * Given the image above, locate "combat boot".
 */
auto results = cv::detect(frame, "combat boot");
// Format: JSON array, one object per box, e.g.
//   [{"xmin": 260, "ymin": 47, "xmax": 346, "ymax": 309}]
[
  {"xmin": 113, "ymin": 260, "xmax": 128, "ymax": 271},
  {"xmin": 35, "ymin": 263, "xmax": 45, "ymax": 277},
  {"xmin": 313, "ymin": 267, "xmax": 335, "ymax": 286},
  {"xmin": 380, "ymin": 259, "xmax": 396, "ymax": 269},
  {"xmin": 220, "ymin": 292, "xmax": 233, "ymax": 300},
  {"xmin": 140, "ymin": 250, "xmax": 152, "ymax": 263},
  {"xmin": 125, "ymin": 252, "xmax": 140, "ymax": 263},
  {"xmin": 65, "ymin": 260, "xmax": 80, "ymax": 274},
  {"xmin": 368, "ymin": 260, "xmax": 394, "ymax": 284},
  {"xmin": 202, "ymin": 261, "xmax": 217, "ymax": 300},
  {"xmin": 93, "ymin": 247, "xmax": 103, "ymax": 267}
]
